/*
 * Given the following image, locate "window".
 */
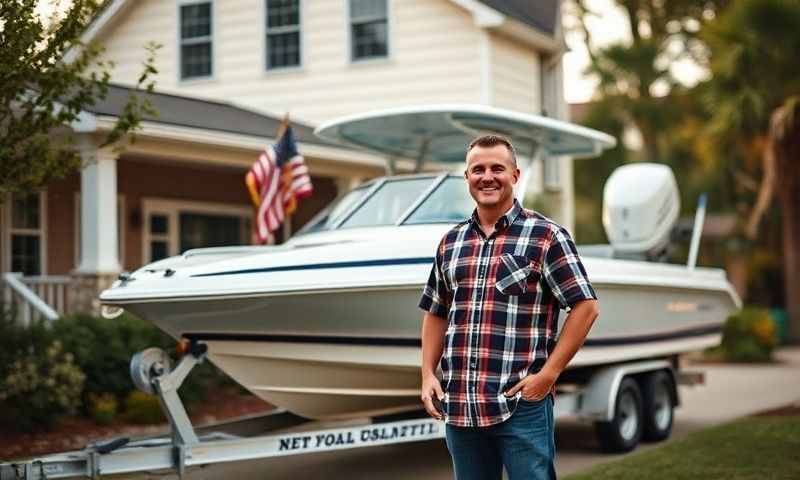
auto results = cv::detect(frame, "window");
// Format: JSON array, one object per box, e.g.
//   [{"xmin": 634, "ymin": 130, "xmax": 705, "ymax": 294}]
[
  {"xmin": 266, "ymin": 0, "xmax": 301, "ymax": 70},
  {"xmin": 180, "ymin": 2, "xmax": 213, "ymax": 80},
  {"xmin": 142, "ymin": 199, "xmax": 252, "ymax": 263},
  {"xmin": 349, "ymin": 0, "xmax": 388, "ymax": 61},
  {"xmin": 297, "ymin": 186, "xmax": 368, "ymax": 234},
  {"xmin": 340, "ymin": 178, "xmax": 431, "ymax": 228},
  {"xmin": 404, "ymin": 178, "xmax": 474, "ymax": 225},
  {"xmin": 179, "ymin": 213, "xmax": 247, "ymax": 251},
  {"xmin": 7, "ymin": 192, "xmax": 45, "ymax": 276}
]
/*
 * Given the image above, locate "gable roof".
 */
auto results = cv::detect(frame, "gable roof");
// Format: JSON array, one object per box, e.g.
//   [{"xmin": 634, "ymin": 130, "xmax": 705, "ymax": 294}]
[
  {"xmin": 478, "ymin": 0, "xmax": 558, "ymax": 35},
  {"xmin": 85, "ymin": 83, "xmax": 331, "ymax": 146}
]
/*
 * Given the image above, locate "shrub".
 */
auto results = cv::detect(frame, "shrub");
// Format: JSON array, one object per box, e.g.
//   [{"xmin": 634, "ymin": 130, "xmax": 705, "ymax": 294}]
[
  {"xmin": 0, "ymin": 311, "xmax": 85, "ymax": 431},
  {"xmin": 53, "ymin": 312, "xmax": 233, "ymax": 413},
  {"xmin": 53, "ymin": 312, "xmax": 173, "ymax": 406},
  {"xmin": 87, "ymin": 392, "xmax": 119, "ymax": 425},
  {"xmin": 720, "ymin": 307, "xmax": 778, "ymax": 362},
  {"xmin": 122, "ymin": 391, "xmax": 165, "ymax": 425}
]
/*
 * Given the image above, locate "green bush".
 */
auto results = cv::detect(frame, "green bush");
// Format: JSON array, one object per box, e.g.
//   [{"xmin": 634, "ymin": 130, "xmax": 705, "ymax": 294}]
[
  {"xmin": 87, "ymin": 392, "xmax": 118, "ymax": 425},
  {"xmin": 720, "ymin": 307, "xmax": 778, "ymax": 362},
  {"xmin": 53, "ymin": 312, "xmax": 173, "ymax": 406},
  {"xmin": 122, "ymin": 390, "xmax": 165, "ymax": 425},
  {"xmin": 53, "ymin": 312, "xmax": 232, "ymax": 412},
  {"xmin": 0, "ymin": 307, "xmax": 233, "ymax": 430},
  {"xmin": 0, "ymin": 311, "xmax": 85, "ymax": 431}
]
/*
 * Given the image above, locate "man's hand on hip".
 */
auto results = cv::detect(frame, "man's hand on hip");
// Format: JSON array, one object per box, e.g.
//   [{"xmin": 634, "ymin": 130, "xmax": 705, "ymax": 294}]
[
  {"xmin": 504, "ymin": 368, "xmax": 558, "ymax": 401},
  {"xmin": 421, "ymin": 372, "xmax": 445, "ymax": 420}
]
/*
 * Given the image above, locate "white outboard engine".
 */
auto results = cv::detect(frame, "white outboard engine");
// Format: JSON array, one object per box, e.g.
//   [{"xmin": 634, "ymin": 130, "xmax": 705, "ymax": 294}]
[{"xmin": 602, "ymin": 163, "xmax": 680, "ymax": 260}]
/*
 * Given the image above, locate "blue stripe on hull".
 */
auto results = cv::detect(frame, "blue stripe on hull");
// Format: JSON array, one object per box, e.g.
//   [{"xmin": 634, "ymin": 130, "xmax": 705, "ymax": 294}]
[{"xmin": 192, "ymin": 257, "xmax": 435, "ymax": 277}]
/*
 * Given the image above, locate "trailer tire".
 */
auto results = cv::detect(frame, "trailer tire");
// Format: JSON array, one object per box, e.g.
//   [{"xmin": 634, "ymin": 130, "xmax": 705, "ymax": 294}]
[
  {"xmin": 641, "ymin": 370, "xmax": 674, "ymax": 442},
  {"xmin": 594, "ymin": 377, "xmax": 643, "ymax": 453}
]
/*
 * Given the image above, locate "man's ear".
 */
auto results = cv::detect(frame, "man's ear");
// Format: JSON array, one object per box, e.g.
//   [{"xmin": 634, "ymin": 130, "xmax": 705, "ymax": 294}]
[
  {"xmin": 512, "ymin": 168, "xmax": 520, "ymax": 184},
  {"xmin": 464, "ymin": 169, "xmax": 469, "ymax": 180}
]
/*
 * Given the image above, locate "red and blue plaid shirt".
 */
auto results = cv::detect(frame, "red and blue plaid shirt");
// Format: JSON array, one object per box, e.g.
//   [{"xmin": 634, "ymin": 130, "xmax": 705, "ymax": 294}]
[{"xmin": 419, "ymin": 200, "xmax": 596, "ymax": 427}]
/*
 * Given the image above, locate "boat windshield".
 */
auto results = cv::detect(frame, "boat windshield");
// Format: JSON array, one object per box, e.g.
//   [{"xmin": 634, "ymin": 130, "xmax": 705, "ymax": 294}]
[
  {"xmin": 298, "ymin": 175, "xmax": 475, "ymax": 234},
  {"xmin": 404, "ymin": 177, "xmax": 474, "ymax": 225},
  {"xmin": 340, "ymin": 177, "xmax": 433, "ymax": 228}
]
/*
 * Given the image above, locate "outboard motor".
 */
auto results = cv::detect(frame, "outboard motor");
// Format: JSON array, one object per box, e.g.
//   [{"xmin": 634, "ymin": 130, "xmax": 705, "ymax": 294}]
[{"xmin": 602, "ymin": 163, "xmax": 680, "ymax": 261}]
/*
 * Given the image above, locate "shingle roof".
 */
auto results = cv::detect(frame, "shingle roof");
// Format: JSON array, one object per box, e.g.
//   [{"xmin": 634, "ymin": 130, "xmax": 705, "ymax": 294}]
[
  {"xmin": 478, "ymin": 0, "xmax": 559, "ymax": 35},
  {"xmin": 85, "ymin": 83, "xmax": 331, "ymax": 145}
]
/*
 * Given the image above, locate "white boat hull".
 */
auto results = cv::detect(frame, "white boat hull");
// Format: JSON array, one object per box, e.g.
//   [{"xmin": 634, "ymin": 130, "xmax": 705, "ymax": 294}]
[{"xmin": 117, "ymin": 277, "xmax": 737, "ymax": 420}]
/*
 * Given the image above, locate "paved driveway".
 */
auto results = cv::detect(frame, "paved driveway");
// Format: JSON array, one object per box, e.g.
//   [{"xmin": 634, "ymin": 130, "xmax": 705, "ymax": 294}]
[{"xmin": 174, "ymin": 347, "xmax": 800, "ymax": 480}]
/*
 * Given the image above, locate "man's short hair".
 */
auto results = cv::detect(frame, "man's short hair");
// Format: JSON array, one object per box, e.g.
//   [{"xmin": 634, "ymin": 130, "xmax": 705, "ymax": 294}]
[{"xmin": 467, "ymin": 134, "xmax": 517, "ymax": 166}]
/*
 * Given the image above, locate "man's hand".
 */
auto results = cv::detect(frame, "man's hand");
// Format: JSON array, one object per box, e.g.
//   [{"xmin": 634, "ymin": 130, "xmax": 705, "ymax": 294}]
[
  {"xmin": 504, "ymin": 368, "xmax": 558, "ymax": 401},
  {"xmin": 421, "ymin": 372, "xmax": 445, "ymax": 420}
]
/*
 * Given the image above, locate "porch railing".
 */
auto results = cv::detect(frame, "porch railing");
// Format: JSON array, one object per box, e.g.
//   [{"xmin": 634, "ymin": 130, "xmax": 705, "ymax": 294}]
[{"xmin": 2, "ymin": 272, "xmax": 70, "ymax": 326}]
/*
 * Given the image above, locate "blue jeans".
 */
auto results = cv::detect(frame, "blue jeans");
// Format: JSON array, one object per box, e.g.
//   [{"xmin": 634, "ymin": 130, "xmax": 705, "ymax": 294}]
[{"xmin": 444, "ymin": 395, "xmax": 556, "ymax": 480}]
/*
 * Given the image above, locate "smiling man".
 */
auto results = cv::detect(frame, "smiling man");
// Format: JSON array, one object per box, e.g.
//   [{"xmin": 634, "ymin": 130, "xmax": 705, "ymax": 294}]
[{"xmin": 419, "ymin": 135, "xmax": 599, "ymax": 480}]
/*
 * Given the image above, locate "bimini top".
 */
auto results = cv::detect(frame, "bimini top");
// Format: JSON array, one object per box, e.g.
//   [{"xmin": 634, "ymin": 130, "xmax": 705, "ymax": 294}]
[{"xmin": 314, "ymin": 104, "xmax": 617, "ymax": 164}]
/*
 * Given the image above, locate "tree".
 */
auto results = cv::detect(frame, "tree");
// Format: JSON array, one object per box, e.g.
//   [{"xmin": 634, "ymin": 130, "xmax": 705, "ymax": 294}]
[
  {"xmin": 565, "ymin": 0, "xmax": 730, "ymax": 244},
  {"xmin": 0, "ymin": 0, "xmax": 158, "ymax": 197},
  {"xmin": 701, "ymin": 0, "xmax": 800, "ymax": 342},
  {"xmin": 568, "ymin": 0, "xmax": 730, "ymax": 164}
]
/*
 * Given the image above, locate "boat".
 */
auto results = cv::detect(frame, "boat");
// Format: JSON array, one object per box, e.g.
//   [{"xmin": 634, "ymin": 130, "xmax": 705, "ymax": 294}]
[{"xmin": 99, "ymin": 105, "xmax": 741, "ymax": 421}]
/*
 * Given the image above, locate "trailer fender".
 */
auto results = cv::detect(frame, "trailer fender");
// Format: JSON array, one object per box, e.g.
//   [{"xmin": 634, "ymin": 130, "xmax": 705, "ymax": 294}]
[{"xmin": 578, "ymin": 360, "xmax": 674, "ymax": 421}]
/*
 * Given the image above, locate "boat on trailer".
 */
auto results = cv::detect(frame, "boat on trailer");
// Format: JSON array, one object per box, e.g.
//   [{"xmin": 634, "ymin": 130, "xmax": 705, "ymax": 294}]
[
  {"xmin": 98, "ymin": 105, "xmax": 740, "ymax": 421},
  {"xmin": 0, "ymin": 106, "xmax": 741, "ymax": 478}
]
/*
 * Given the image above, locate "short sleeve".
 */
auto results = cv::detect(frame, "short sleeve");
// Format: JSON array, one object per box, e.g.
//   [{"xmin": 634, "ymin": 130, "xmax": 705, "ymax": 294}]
[
  {"xmin": 542, "ymin": 227, "xmax": 597, "ymax": 310},
  {"xmin": 418, "ymin": 239, "xmax": 452, "ymax": 318}
]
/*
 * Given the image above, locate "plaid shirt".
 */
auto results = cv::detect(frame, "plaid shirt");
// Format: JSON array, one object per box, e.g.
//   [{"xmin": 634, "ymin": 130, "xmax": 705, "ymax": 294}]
[{"xmin": 419, "ymin": 200, "xmax": 596, "ymax": 427}]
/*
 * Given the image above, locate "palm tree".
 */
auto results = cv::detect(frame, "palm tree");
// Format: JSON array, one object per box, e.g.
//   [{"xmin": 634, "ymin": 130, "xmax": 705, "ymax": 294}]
[{"xmin": 702, "ymin": 0, "xmax": 800, "ymax": 342}]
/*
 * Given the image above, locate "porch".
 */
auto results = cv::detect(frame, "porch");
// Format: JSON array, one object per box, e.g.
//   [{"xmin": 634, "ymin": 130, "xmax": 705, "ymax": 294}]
[{"xmin": 0, "ymin": 84, "xmax": 389, "ymax": 322}]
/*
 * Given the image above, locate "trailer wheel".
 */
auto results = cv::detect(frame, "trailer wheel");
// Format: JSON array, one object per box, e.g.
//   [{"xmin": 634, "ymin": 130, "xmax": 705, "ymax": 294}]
[
  {"xmin": 595, "ymin": 377, "xmax": 643, "ymax": 453},
  {"xmin": 641, "ymin": 370, "xmax": 674, "ymax": 442}
]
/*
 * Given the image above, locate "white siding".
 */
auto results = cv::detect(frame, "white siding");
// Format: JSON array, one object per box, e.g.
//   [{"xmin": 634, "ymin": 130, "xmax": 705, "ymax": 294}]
[
  {"xmin": 96, "ymin": 0, "xmax": 483, "ymax": 125},
  {"xmin": 489, "ymin": 32, "xmax": 540, "ymax": 114}
]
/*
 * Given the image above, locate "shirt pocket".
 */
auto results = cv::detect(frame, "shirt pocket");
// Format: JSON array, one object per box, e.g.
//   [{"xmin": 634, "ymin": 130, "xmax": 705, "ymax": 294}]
[{"xmin": 495, "ymin": 253, "xmax": 540, "ymax": 296}]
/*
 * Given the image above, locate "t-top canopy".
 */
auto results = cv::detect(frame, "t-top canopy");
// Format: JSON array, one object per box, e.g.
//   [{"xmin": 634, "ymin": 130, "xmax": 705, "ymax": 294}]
[{"xmin": 314, "ymin": 104, "xmax": 617, "ymax": 165}]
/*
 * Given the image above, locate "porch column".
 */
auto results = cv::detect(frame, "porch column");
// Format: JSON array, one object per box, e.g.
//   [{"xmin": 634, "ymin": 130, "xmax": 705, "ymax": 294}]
[
  {"xmin": 77, "ymin": 140, "xmax": 120, "ymax": 273},
  {"xmin": 70, "ymin": 137, "xmax": 120, "ymax": 313}
]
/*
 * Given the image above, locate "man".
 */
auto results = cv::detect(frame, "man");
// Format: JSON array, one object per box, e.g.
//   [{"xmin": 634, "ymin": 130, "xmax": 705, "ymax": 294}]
[{"xmin": 419, "ymin": 135, "xmax": 599, "ymax": 480}]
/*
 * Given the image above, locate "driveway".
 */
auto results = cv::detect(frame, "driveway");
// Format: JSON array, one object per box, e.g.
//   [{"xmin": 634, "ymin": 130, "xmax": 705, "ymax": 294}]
[{"xmin": 173, "ymin": 347, "xmax": 800, "ymax": 480}]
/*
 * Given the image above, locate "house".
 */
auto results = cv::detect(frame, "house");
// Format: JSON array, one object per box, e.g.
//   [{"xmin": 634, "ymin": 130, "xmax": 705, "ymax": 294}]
[{"xmin": 1, "ymin": 0, "xmax": 573, "ymax": 317}]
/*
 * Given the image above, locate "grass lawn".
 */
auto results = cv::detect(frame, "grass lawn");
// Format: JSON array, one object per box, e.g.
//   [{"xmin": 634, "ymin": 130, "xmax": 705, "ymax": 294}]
[{"xmin": 564, "ymin": 414, "xmax": 800, "ymax": 480}]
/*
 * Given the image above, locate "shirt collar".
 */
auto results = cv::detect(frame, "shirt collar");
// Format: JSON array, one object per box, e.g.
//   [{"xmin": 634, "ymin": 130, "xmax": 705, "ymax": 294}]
[{"xmin": 469, "ymin": 199, "xmax": 522, "ymax": 232}]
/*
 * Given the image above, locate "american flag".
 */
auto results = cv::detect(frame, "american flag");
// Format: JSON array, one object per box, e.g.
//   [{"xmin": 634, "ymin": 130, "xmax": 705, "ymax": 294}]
[{"xmin": 245, "ymin": 123, "xmax": 313, "ymax": 244}]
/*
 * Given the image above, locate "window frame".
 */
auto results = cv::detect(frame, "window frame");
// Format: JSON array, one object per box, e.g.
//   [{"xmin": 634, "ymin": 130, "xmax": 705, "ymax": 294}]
[
  {"xmin": 177, "ymin": 0, "xmax": 215, "ymax": 82},
  {"xmin": 141, "ymin": 198, "xmax": 252, "ymax": 263},
  {"xmin": 347, "ymin": 0, "xmax": 391, "ymax": 64},
  {"xmin": 264, "ymin": 0, "xmax": 304, "ymax": 72},
  {"xmin": 2, "ymin": 191, "xmax": 47, "ymax": 276}
]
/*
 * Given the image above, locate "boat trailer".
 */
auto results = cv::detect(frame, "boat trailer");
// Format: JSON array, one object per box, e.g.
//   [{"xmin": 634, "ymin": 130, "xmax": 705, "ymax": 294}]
[
  {"xmin": 1, "ymin": 341, "xmax": 704, "ymax": 479},
  {"xmin": 0, "ymin": 342, "xmax": 445, "ymax": 480}
]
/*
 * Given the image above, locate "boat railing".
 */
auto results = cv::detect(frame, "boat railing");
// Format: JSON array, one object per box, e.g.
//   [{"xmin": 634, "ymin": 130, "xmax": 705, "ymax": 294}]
[{"xmin": 1, "ymin": 272, "xmax": 68, "ymax": 326}]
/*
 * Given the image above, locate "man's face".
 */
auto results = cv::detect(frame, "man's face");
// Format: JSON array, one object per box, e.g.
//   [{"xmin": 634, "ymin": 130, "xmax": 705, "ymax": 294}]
[{"xmin": 464, "ymin": 144, "xmax": 520, "ymax": 210}]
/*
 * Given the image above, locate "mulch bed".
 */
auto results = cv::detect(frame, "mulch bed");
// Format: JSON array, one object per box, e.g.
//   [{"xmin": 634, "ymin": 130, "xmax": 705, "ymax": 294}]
[
  {"xmin": 0, "ymin": 387, "xmax": 273, "ymax": 460},
  {"xmin": 752, "ymin": 403, "xmax": 800, "ymax": 417}
]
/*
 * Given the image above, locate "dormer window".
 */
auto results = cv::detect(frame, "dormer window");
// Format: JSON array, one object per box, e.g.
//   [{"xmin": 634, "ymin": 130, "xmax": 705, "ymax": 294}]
[
  {"xmin": 349, "ymin": 0, "xmax": 388, "ymax": 61},
  {"xmin": 179, "ymin": 1, "xmax": 213, "ymax": 80},
  {"xmin": 266, "ymin": 0, "xmax": 302, "ymax": 70}
]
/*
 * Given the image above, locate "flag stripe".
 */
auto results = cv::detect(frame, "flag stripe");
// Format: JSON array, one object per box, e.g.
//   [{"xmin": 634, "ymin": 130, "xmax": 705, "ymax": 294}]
[{"xmin": 246, "ymin": 127, "xmax": 313, "ymax": 244}]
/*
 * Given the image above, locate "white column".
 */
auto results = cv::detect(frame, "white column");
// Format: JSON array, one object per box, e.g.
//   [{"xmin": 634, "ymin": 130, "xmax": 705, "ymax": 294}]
[{"xmin": 77, "ymin": 138, "xmax": 121, "ymax": 274}]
